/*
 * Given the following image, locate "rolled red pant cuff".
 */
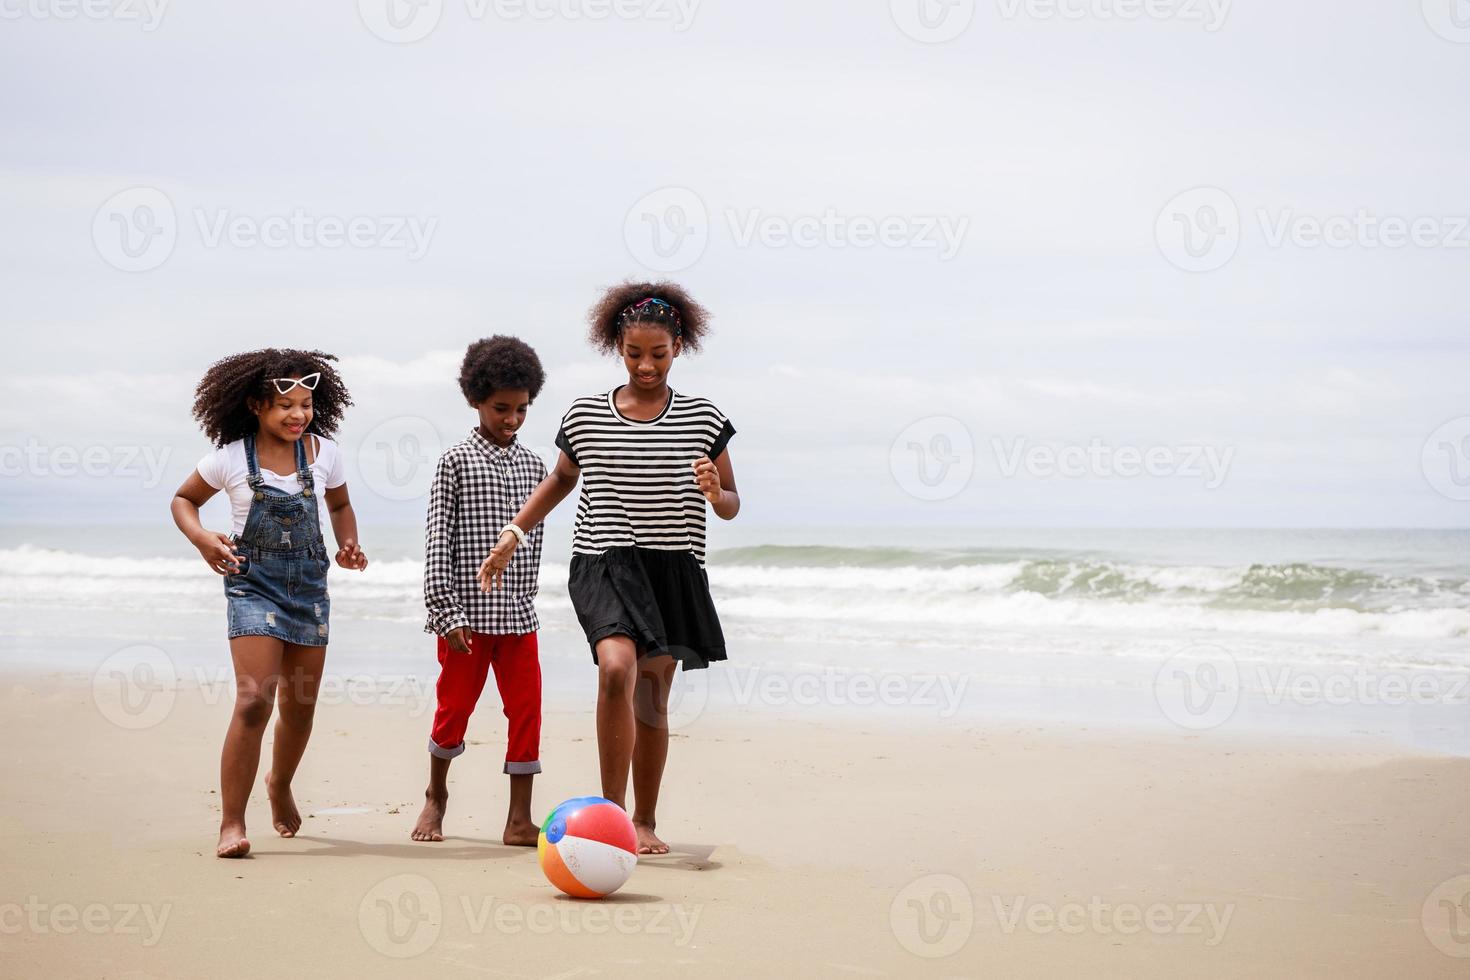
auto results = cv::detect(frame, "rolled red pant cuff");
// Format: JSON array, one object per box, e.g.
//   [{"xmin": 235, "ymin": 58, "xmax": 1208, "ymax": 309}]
[{"xmin": 428, "ymin": 737, "xmax": 466, "ymax": 760}]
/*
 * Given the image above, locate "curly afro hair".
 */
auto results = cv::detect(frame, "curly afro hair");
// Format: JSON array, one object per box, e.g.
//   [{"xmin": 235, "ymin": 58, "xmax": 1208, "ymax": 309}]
[
  {"xmin": 587, "ymin": 280, "xmax": 710, "ymax": 355},
  {"xmin": 459, "ymin": 335, "xmax": 546, "ymax": 404},
  {"xmin": 191, "ymin": 349, "xmax": 351, "ymax": 447}
]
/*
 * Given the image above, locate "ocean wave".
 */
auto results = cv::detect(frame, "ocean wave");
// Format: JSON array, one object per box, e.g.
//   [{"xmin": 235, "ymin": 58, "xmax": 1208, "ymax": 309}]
[{"xmin": 3, "ymin": 545, "xmax": 1467, "ymax": 641}]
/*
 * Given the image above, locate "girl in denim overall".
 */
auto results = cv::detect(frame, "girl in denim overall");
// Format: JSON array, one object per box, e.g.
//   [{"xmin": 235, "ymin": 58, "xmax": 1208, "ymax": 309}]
[{"xmin": 171, "ymin": 349, "xmax": 368, "ymax": 858}]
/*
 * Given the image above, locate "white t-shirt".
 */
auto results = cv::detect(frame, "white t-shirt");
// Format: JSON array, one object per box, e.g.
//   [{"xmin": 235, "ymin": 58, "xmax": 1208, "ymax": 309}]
[{"xmin": 197, "ymin": 435, "xmax": 346, "ymax": 538}]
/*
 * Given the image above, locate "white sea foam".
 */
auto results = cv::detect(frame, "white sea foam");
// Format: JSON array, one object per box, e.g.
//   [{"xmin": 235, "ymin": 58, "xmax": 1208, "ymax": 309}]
[{"xmin": 4, "ymin": 546, "xmax": 1467, "ymax": 646}]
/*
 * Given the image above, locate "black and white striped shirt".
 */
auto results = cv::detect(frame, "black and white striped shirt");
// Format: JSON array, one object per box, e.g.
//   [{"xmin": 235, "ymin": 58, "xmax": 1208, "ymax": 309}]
[
  {"xmin": 555, "ymin": 387, "xmax": 735, "ymax": 567},
  {"xmin": 423, "ymin": 429, "xmax": 547, "ymax": 636}
]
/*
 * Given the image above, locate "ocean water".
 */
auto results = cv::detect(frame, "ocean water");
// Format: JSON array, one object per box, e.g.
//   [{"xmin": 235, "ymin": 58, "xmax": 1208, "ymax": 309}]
[{"xmin": 3, "ymin": 525, "xmax": 1468, "ymax": 751}]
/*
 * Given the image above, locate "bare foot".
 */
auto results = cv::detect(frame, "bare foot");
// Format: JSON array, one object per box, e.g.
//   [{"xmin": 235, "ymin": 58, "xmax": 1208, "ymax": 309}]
[
  {"xmin": 265, "ymin": 772, "xmax": 301, "ymax": 838},
  {"xmin": 634, "ymin": 820, "xmax": 668, "ymax": 855},
  {"xmin": 411, "ymin": 791, "xmax": 447, "ymax": 842},
  {"xmin": 217, "ymin": 821, "xmax": 251, "ymax": 859},
  {"xmin": 502, "ymin": 817, "xmax": 539, "ymax": 847}
]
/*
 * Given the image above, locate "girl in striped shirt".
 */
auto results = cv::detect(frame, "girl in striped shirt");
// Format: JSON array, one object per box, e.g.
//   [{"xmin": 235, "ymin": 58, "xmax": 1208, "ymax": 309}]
[{"xmin": 480, "ymin": 281, "xmax": 739, "ymax": 855}]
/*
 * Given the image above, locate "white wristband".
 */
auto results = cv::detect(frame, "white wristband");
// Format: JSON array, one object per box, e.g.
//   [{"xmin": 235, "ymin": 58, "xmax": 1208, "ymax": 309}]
[{"xmin": 501, "ymin": 523, "xmax": 526, "ymax": 545}]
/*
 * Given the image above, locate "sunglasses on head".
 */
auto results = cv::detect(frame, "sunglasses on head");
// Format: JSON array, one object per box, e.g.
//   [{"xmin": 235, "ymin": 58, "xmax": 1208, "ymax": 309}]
[{"xmin": 269, "ymin": 372, "xmax": 321, "ymax": 395}]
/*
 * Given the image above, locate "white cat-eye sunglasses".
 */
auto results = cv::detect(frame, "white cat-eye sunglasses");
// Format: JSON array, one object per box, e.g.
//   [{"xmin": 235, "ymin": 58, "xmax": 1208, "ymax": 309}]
[{"xmin": 269, "ymin": 372, "xmax": 321, "ymax": 395}]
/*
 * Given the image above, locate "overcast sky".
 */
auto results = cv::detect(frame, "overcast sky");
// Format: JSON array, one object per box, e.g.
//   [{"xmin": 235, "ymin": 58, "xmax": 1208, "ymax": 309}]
[{"xmin": 3, "ymin": 0, "xmax": 1469, "ymax": 530}]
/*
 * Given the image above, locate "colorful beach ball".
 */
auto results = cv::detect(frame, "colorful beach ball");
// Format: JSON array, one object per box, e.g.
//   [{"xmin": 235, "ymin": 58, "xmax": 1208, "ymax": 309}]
[{"xmin": 538, "ymin": 796, "xmax": 638, "ymax": 898}]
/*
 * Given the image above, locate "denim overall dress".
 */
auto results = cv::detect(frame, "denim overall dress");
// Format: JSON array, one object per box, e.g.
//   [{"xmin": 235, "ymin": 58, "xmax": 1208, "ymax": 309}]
[{"xmin": 224, "ymin": 435, "xmax": 331, "ymax": 646}]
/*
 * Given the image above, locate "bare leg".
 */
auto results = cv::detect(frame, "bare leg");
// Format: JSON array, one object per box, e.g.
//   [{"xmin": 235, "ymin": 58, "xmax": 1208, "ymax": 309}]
[
  {"xmin": 266, "ymin": 643, "xmax": 326, "ymax": 838},
  {"xmin": 411, "ymin": 755, "xmax": 451, "ymax": 842},
  {"xmin": 218, "ymin": 636, "xmax": 286, "ymax": 858},
  {"xmin": 503, "ymin": 774, "xmax": 538, "ymax": 846},
  {"xmin": 595, "ymin": 636, "xmax": 639, "ymax": 809},
  {"xmin": 631, "ymin": 655, "xmax": 677, "ymax": 855}
]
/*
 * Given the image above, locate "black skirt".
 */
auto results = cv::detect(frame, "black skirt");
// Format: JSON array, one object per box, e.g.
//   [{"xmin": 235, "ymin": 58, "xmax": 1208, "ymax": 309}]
[{"xmin": 567, "ymin": 547, "xmax": 727, "ymax": 671}]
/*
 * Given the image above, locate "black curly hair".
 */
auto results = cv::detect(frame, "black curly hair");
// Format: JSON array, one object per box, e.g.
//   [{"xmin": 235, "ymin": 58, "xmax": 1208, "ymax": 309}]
[
  {"xmin": 459, "ymin": 335, "xmax": 546, "ymax": 404},
  {"xmin": 191, "ymin": 349, "xmax": 351, "ymax": 447},
  {"xmin": 587, "ymin": 280, "xmax": 710, "ymax": 355}
]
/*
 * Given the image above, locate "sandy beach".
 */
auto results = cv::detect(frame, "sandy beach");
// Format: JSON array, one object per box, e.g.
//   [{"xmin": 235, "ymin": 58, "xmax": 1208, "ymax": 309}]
[{"xmin": 2, "ymin": 671, "xmax": 1467, "ymax": 978}]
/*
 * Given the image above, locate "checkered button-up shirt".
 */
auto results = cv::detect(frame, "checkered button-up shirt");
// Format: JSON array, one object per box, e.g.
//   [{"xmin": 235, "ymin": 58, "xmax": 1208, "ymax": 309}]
[{"xmin": 423, "ymin": 429, "xmax": 547, "ymax": 636}]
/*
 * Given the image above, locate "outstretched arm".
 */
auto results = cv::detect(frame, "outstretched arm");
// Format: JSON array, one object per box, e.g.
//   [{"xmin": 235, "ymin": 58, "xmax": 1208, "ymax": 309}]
[{"xmin": 478, "ymin": 451, "xmax": 580, "ymax": 591}]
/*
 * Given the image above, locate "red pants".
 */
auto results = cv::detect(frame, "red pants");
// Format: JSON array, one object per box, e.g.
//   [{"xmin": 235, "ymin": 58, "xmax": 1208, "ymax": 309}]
[{"xmin": 427, "ymin": 631, "xmax": 541, "ymax": 775}]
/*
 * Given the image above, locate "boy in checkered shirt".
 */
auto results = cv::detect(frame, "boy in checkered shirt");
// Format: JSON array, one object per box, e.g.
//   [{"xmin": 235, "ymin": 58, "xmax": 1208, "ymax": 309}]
[{"xmin": 412, "ymin": 336, "xmax": 548, "ymax": 846}]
